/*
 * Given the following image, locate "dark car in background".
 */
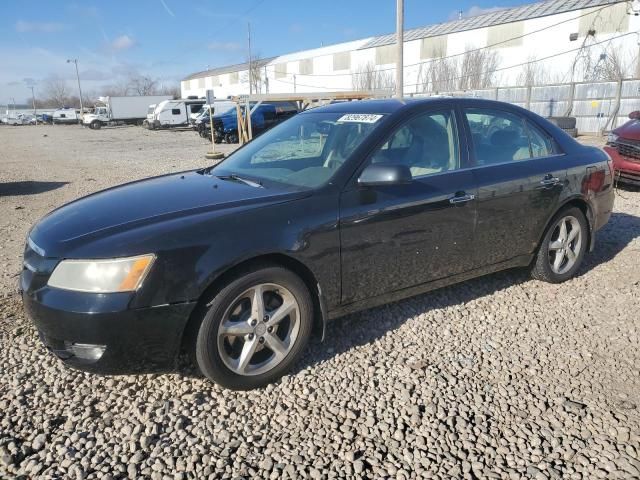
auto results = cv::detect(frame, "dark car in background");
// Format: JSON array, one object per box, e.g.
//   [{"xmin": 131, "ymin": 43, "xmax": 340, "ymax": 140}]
[
  {"xmin": 197, "ymin": 101, "xmax": 299, "ymax": 143},
  {"xmin": 604, "ymin": 111, "xmax": 640, "ymax": 186},
  {"xmin": 21, "ymin": 98, "xmax": 614, "ymax": 390}
]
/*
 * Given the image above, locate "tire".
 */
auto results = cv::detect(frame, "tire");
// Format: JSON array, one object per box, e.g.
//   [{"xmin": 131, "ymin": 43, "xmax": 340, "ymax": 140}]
[
  {"xmin": 195, "ymin": 265, "xmax": 313, "ymax": 390},
  {"xmin": 548, "ymin": 116, "xmax": 576, "ymax": 130},
  {"xmin": 91, "ymin": 121, "xmax": 102, "ymax": 130},
  {"xmin": 563, "ymin": 127, "xmax": 578, "ymax": 138},
  {"xmin": 531, "ymin": 207, "xmax": 588, "ymax": 283},
  {"xmin": 225, "ymin": 132, "xmax": 239, "ymax": 144}
]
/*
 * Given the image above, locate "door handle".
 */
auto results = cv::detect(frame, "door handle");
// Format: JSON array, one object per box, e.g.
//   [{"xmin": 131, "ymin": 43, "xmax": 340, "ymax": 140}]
[
  {"xmin": 449, "ymin": 193, "xmax": 475, "ymax": 205},
  {"xmin": 539, "ymin": 176, "xmax": 561, "ymax": 187}
]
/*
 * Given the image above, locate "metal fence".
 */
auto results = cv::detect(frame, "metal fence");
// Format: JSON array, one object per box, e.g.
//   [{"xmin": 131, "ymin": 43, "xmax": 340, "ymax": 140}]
[{"xmin": 418, "ymin": 79, "xmax": 640, "ymax": 135}]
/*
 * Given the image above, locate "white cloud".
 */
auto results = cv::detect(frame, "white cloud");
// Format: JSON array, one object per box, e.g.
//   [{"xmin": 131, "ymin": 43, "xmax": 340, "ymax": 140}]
[
  {"xmin": 207, "ymin": 42, "xmax": 243, "ymax": 52},
  {"xmin": 449, "ymin": 5, "xmax": 508, "ymax": 20},
  {"xmin": 15, "ymin": 20, "xmax": 66, "ymax": 33},
  {"xmin": 110, "ymin": 35, "xmax": 136, "ymax": 51}
]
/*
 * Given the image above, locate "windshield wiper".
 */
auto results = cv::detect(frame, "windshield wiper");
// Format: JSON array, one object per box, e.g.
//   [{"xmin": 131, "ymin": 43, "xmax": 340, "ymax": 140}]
[{"xmin": 216, "ymin": 173, "xmax": 263, "ymax": 188}]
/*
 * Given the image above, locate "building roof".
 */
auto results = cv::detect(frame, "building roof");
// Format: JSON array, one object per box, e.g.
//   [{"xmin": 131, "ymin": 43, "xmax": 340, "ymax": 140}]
[
  {"xmin": 360, "ymin": 0, "xmax": 624, "ymax": 49},
  {"xmin": 183, "ymin": 0, "xmax": 625, "ymax": 81},
  {"xmin": 183, "ymin": 57, "xmax": 276, "ymax": 81}
]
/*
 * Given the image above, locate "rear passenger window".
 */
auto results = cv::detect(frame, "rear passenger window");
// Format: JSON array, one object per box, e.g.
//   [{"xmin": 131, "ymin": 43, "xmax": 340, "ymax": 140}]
[
  {"xmin": 526, "ymin": 121, "xmax": 555, "ymax": 158},
  {"xmin": 465, "ymin": 109, "xmax": 531, "ymax": 165}
]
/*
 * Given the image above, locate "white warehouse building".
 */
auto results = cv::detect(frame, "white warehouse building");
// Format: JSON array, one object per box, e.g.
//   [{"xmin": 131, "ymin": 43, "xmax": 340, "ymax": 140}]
[{"xmin": 181, "ymin": 0, "xmax": 640, "ymax": 100}]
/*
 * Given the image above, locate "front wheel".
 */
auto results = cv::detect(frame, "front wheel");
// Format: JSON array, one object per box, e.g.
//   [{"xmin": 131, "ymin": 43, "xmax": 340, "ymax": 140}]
[
  {"xmin": 195, "ymin": 266, "xmax": 313, "ymax": 390},
  {"xmin": 531, "ymin": 207, "xmax": 588, "ymax": 283}
]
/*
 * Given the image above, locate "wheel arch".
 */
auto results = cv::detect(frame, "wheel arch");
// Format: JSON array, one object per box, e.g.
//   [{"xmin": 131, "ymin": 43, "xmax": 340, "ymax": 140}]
[
  {"xmin": 180, "ymin": 253, "xmax": 328, "ymax": 355},
  {"xmin": 538, "ymin": 196, "xmax": 595, "ymax": 254}
]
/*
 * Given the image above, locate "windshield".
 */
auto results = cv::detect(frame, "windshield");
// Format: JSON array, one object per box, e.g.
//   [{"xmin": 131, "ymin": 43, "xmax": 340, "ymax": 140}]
[
  {"xmin": 211, "ymin": 111, "xmax": 385, "ymax": 188},
  {"xmin": 213, "ymin": 105, "xmax": 237, "ymax": 116}
]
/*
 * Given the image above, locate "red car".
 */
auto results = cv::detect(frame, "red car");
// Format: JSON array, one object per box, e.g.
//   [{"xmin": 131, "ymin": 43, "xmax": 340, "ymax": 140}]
[{"xmin": 605, "ymin": 111, "xmax": 640, "ymax": 186}]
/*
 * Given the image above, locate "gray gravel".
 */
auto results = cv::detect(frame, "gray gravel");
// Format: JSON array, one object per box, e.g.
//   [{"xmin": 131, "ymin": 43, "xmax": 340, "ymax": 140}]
[{"xmin": 1, "ymin": 125, "xmax": 640, "ymax": 479}]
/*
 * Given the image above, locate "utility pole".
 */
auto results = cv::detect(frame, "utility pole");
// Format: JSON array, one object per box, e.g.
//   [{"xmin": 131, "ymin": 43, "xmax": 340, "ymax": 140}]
[
  {"xmin": 396, "ymin": 0, "xmax": 404, "ymax": 98},
  {"xmin": 264, "ymin": 65, "xmax": 269, "ymax": 94},
  {"xmin": 247, "ymin": 22, "xmax": 253, "ymax": 95},
  {"xmin": 293, "ymin": 74, "xmax": 297, "ymax": 93},
  {"xmin": 67, "ymin": 59, "xmax": 84, "ymax": 123},
  {"xmin": 29, "ymin": 86, "xmax": 37, "ymax": 125}
]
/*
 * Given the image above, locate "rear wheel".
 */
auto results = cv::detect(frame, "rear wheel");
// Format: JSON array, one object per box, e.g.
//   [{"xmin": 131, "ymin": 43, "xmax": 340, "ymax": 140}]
[
  {"xmin": 195, "ymin": 266, "xmax": 313, "ymax": 390},
  {"xmin": 531, "ymin": 207, "xmax": 588, "ymax": 283}
]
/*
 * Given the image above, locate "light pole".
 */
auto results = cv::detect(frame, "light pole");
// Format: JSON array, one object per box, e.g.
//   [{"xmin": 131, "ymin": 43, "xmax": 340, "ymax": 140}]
[
  {"xmin": 67, "ymin": 58, "xmax": 84, "ymax": 121},
  {"xmin": 28, "ymin": 86, "xmax": 37, "ymax": 125}
]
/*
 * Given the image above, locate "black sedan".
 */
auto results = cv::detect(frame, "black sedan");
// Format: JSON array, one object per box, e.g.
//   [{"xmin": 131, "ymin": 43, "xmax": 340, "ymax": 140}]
[{"xmin": 21, "ymin": 98, "xmax": 614, "ymax": 390}]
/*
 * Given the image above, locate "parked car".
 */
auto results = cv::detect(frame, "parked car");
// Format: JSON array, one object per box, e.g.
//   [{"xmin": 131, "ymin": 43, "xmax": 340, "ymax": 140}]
[
  {"xmin": 197, "ymin": 101, "xmax": 299, "ymax": 143},
  {"xmin": 190, "ymin": 101, "xmax": 236, "ymax": 130},
  {"xmin": 604, "ymin": 111, "xmax": 640, "ymax": 186},
  {"xmin": 21, "ymin": 98, "xmax": 614, "ymax": 390}
]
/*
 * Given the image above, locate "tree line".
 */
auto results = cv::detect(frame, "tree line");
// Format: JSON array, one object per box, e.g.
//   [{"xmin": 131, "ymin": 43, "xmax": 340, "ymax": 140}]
[{"xmin": 26, "ymin": 74, "xmax": 180, "ymax": 109}]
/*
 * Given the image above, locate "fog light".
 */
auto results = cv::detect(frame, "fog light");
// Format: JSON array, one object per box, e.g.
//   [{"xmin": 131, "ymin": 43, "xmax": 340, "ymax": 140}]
[{"xmin": 65, "ymin": 342, "xmax": 106, "ymax": 361}]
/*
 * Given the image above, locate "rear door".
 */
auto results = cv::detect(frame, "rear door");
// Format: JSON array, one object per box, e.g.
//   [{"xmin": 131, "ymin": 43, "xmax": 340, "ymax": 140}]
[
  {"xmin": 462, "ymin": 107, "xmax": 567, "ymax": 268},
  {"xmin": 339, "ymin": 108, "xmax": 478, "ymax": 304}
]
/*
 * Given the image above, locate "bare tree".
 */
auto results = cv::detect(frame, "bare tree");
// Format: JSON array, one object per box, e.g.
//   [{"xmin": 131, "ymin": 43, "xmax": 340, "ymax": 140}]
[
  {"xmin": 598, "ymin": 49, "xmax": 634, "ymax": 81},
  {"xmin": 457, "ymin": 48, "xmax": 500, "ymax": 90},
  {"xmin": 43, "ymin": 75, "xmax": 70, "ymax": 107},
  {"xmin": 352, "ymin": 61, "xmax": 395, "ymax": 92},
  {"xmin": 127, "ymin": 75, "xmax": 158, "ymax": 95},
  {"xmin": 417, "ymin": 48, "xmax": 459, "ymax": 93},
  {"xmin": 159, "ymin": 84, "xmax": 181, "ymax": 99},
  {"xmin": 516, "ymin": 57, "xmax": 551, "ymax": 86},
  {"xmin": 245, "ymin": 54, "xmax": 266, "ymax": 94},
  {"xmin": 101, "ymin": 80, "xmax": 131, "ymax": 97}
]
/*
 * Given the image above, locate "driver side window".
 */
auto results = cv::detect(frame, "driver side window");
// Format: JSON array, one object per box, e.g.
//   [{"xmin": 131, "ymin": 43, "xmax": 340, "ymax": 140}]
[{"xmin": 369, "ymin": 110, "xmax": 460, "ymax": 178}]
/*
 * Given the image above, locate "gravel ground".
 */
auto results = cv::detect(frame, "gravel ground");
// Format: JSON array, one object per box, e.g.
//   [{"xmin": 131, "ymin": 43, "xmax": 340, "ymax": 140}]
[{"xmin": 1, "ymin": 125, "xmax": 639, "ymax": 479}]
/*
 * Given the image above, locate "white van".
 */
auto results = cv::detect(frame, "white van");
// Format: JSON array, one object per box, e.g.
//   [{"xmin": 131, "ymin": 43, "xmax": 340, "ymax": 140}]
[
  {"xmin": 148, "ymin": 99, "xmax": 205, "ymax": 129},
  {"xmin": 52, "ymin": 108, "xmax": 80, "ymax": 125}
]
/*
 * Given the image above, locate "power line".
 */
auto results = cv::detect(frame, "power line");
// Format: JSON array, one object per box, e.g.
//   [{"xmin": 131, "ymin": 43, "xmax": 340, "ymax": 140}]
[
  {"xmin": 402, "ymin": 30, "xmax": 638, "ymax": 89},
  {"xmin": 269, "ymin": 30, "xmax": 637, "ymax": 91},
  {"xmin": 269, "ymin": 1, "xmax": 625, "ymax": 79}
]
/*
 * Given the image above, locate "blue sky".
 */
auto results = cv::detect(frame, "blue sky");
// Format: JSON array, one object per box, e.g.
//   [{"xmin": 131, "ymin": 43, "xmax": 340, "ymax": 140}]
[{"xmin": 0, "ymin": 0, "xmax": 531, "ymax": 104}]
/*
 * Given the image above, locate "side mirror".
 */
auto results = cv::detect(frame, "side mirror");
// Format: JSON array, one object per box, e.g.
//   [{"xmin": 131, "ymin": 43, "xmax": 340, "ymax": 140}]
[
  {"xmin": 629, "ymin": 111, "xmax": 640, "ymax": 120},
  {"xmin": 358, "ymin": 164, "xmax": 412, "ymax": 187}
]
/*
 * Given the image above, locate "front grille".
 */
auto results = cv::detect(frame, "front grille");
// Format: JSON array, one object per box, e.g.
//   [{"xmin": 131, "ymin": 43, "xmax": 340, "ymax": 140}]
[{"xmin": 613, "ymin": 139, "xmax": 640, "ymax": 162}]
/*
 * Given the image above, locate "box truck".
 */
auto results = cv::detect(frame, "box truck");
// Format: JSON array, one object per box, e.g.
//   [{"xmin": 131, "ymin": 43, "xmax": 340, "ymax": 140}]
[{"xmin": 83, "ymin": 95, "xmax": 172, "ymax": 129}]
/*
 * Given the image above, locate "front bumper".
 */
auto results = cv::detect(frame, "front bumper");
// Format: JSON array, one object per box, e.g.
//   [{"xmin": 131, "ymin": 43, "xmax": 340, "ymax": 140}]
[
  {"xmin": 21, "ymin": 271, "xmax": 197, "ymax": 374},
  {"xmin": 604, "ymin": 146, "xmax": 640, "ymax": 186}
]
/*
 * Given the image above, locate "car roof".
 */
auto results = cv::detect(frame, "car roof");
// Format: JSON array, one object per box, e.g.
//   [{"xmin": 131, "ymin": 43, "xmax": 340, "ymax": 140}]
[{"xmin": 302, "ymin": 97, "xmax": 519, "ymax": 115}]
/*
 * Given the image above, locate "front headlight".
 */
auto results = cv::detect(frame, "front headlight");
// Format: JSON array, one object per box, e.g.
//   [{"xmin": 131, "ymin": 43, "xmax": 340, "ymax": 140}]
[
  {"xmin": 607, "ymin": 132, "xmax": 619, "ymax": 144},
  {"xmin": 48, "ymin": 254, "xmax": 155, "ymax": 293}
]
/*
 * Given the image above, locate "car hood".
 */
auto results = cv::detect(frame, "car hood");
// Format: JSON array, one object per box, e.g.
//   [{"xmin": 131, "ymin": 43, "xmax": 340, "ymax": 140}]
[
  {"xmin": 30, "ymin": 170, "xmax": 308, "ymax": 256},
  {"xmin": 613, "ymin": 119, "xmax": 640, "ymax": 141}
]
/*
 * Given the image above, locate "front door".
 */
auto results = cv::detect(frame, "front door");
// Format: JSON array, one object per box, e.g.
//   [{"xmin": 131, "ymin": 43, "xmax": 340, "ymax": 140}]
[
  {"xmin": 462, "ymin": 107, "xmax": 567, "ymax": 268},
  {"xmin": 339, "ymin": 108, "xmax": 477, "ymax": 305}
]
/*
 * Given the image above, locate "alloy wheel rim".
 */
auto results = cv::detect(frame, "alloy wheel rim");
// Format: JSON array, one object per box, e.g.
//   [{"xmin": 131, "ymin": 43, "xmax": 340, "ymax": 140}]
[
  {"xmin": 548, "ymin": 215, "xmax": 582, "ymax": 275},
  {"xmin": 217, "ymin": 283, "xmax": 300, "ymax": 376}
]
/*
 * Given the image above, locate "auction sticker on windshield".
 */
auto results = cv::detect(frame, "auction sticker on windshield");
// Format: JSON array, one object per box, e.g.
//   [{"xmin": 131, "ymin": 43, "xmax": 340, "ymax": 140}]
[{"xmin": 337, "ymin": 114, "xmax": 383, "ymax": 123}]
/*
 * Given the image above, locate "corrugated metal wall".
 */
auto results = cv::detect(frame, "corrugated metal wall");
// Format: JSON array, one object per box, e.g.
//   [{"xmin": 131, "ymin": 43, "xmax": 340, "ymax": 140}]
[{"xmin": 420, "ymin": 79, "xmax": 640, "ymax": 134}]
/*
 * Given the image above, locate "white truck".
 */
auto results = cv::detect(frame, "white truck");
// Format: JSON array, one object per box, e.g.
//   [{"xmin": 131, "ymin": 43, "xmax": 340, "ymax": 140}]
[
  {"xmin": 83, "ymin": 95, "xmax": 172, "ymax": 129},
  {"xmin": 53, "ymin": 108, "xmax": 80, "ymax": 125},
  {"xmin": 147, "ymin": 98, "xmax": 205, "ymax": 129}
]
